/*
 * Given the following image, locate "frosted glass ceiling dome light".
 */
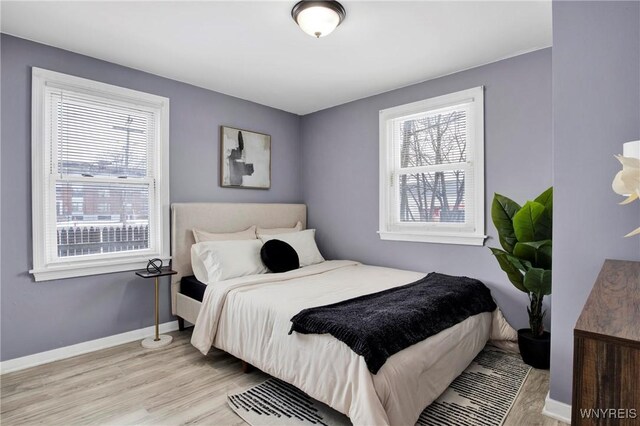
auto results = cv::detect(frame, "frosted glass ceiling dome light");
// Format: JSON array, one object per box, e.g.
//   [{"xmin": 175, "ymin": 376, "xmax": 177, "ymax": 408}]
[{"xmin": 292, "ymin": 1, "xmax": 346, "ymax": 38}]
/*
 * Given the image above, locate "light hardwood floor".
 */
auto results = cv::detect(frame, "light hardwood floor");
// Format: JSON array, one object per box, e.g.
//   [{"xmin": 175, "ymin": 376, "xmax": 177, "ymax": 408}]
[{"xmin": 1, "ymin": 330, "xmax": 567, "ymax": 426}]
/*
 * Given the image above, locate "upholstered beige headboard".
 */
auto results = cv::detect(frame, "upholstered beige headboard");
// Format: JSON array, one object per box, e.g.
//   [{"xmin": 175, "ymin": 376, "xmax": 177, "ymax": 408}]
[{"xmin": 170, "ymin": 202, "xmax": 307, "ymax": 314}]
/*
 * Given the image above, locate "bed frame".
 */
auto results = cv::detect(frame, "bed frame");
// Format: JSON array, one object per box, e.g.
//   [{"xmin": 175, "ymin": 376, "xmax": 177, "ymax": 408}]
[{"xmin": 170, "ymin": 202, "xmax": 307, "ymax": 331}]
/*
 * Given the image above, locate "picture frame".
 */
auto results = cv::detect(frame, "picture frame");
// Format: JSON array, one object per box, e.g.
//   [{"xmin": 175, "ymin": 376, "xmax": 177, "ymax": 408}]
[{"xmin": 220, "ymin": 126, "xmax": 271, "ymax": 189}]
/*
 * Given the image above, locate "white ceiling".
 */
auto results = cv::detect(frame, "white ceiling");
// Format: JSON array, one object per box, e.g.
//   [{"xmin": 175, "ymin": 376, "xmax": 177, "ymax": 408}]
[{"xmin": 1, "ymin": 1, "xmax": 552, "ymax": 115}]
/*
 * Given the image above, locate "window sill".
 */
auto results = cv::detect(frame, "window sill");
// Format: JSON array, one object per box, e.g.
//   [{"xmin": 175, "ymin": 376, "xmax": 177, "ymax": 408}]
[
  {"xmin": 378, "ymin": 231, "xmax": 486, "ymax": 246},
  {"xmin": 30, "ymin": 255, "xmax": 171, "ymax": 282}
]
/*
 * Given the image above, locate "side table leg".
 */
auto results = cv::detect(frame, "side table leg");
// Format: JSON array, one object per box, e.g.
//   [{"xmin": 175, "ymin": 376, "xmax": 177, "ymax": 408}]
[
  {"xmin": 141, "ymin": 274, "xmax": 172, "ymax": 349},
  {"xmin": 155, "ymin": 276, "xmax": 160, "ymax": 341}
]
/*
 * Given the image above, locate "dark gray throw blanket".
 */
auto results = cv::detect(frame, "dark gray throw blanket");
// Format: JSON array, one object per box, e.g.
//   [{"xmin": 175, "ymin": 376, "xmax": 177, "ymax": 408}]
[{"xmin": 289, "ymin": 272, "xmax": 497, "ymax": 374}]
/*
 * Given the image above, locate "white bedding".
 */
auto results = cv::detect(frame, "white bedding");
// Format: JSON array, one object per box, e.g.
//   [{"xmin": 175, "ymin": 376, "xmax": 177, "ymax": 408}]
[{"xmin": 191, "ymin": 260, "xmax": 516, "ymax": 426}]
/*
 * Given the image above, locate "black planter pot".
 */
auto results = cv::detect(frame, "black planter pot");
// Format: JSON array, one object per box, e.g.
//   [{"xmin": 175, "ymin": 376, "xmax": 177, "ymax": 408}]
[{"xmin": 517, "ymin": 328, "xmax": 550, "ymax": 369}]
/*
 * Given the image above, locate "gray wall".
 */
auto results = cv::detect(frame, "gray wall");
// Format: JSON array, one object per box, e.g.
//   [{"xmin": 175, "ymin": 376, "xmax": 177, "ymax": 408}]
[
  {"xmin": 0, "ymin": 34, "xmax": 302, "ymax": 361},
  {"xmin": 300, "ymin": 49, "xmax": 552, "ymax": 330},
  {"xmin": 550, "ymin": 1, "xmax": 640, "ymax": 404}
]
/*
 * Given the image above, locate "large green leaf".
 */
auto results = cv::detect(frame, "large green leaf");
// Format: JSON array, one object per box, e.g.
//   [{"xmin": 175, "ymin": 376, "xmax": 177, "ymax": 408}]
[
  {"xmin": 490, "ymin": 248, "xmax": 532, "ymax": 271},
  {"xmin": 514, "ymin": 240, "xmax": 552, "ymax": 270},
  {"xmin": 534, "ymin": 187, "xmax": 553, "ymax": 211},
  {"xmin": 523, "ymin": 267, "xmax": 552, "ymax": 296},
  {"xmin": 512, "ymin": 201, "xmax": 545, "ymax": 242},
  {"xmin": 513, "ymin": 242, "xmax": 536, "ymax": 263},
  {"xmin": 534, "ymin": 187, "xmax": 553, "ymax": 240},
  {"xmin": 518, "ymin": 240, "xmax": 552, "ymax": 250},
  {"xmin": 490, "ymin": 248, "xmax": 527, "ymax": 293},
  {"xmin": 491, "ymin": 194, "xmax": 521, "ymax": 253}
]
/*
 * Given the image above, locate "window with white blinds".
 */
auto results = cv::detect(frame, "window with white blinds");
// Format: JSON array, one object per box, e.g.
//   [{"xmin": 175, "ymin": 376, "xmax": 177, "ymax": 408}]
[
  {"xmin": 31, "ymin": 68, "xmax": 170, "ymax": 281},
  {"xmin": 379, "ymin": 87, "xmax": 485, "ymax": 245}
]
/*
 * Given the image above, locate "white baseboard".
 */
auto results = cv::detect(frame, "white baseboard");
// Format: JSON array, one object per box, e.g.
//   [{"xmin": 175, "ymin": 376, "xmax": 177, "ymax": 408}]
[
  {"xmin": 542, "ymin": 391, "xmax": 572, "ymax": 424},
  {"xmin": 0, "ymin": 320, "xmax": 179, "ymax": 375}
]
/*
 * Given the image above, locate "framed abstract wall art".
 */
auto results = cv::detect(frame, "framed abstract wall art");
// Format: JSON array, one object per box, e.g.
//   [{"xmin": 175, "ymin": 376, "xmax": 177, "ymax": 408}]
[{"xmin": 220, "ymin": 126, "xmax": 271, "ymax": 189}]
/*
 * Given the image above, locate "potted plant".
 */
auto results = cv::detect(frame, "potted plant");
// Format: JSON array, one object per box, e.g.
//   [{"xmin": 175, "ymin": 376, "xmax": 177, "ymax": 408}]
[{"xmin": 489, "ymin": 187, "xmax": 552, "ymax": 369}]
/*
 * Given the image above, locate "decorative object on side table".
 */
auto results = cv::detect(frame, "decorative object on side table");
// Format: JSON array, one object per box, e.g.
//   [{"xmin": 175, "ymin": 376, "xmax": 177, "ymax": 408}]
[
  {"xmin": 135, "ymin": 261, "xmax": 177, "ymax": 349},
  {"xmin": 220, "ymin": 126, "xmax": 271, "ymax": 189},
  {"xmin": 489, "ymin": 187, "xmax": 553, "ymax": 369},
  {"xmin": 612, "ymin": 140, "xmax": 640, "ymax": 237}
]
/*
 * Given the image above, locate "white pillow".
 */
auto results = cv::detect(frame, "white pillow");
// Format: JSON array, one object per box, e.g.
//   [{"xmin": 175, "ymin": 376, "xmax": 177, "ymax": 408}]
[
  {"xmin": 191, "ymin": 239, "xmax": 266, "ymax": 284},
  {"xmin": 256, "ymin": 221, "xmax": 303, "ymax": 237},
  {"xmin": 192, "ymin": 225, "xmax": 256, "ymax": 243},
  {"xmin": 260, "ymin": 229, "xmax": 324, "ymax": 267}
]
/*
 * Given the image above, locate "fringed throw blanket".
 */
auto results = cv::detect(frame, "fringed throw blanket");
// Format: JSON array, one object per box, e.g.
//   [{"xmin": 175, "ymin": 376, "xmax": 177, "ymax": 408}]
[{"xmin": 289, "ymin": 272, "xmax": 497, "ymax": 374}]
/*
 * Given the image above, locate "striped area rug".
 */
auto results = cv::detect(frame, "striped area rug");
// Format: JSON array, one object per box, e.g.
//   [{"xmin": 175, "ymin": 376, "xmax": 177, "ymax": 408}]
[{"xmin": 227, "ymin": 348, "xmax": 530, "ymax": 426}]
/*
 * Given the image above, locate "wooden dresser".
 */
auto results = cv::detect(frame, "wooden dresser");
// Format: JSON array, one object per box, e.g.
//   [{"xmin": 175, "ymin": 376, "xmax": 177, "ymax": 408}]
[{"xmin": 572, "ymin": 259, "xmax": 640, "ymax": 425}]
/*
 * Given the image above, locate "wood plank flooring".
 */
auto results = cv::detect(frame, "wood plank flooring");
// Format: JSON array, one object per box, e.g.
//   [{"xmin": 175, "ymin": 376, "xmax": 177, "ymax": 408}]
[{"xmin": 1, "ymin": 330, "xmax": 567, "ymax": 425}]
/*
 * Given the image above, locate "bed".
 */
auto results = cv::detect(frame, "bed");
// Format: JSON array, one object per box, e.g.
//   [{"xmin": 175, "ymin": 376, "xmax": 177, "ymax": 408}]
[{"xmin": 171, "ymin": 202, "xmax": 516, "ymax": 426}]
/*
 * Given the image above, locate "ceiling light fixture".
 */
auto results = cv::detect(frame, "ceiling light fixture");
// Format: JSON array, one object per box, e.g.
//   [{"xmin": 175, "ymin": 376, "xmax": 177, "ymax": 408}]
[{"xmin": 291, "ymin": 1, "xmax": 346, "ymax": 38}]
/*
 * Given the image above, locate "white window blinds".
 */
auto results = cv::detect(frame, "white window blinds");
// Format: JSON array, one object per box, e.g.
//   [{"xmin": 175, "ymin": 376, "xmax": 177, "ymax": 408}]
[
  {"xmin": 48, "ymin": 90, "xmax": 155, "ymax": 258},
  {"xmin": 31, "ymin": 68, "xmax": 170, "ymax": 281},
  {"xmin": 379, "ymin": 87, "xmax": 485, "ymax": 245}
]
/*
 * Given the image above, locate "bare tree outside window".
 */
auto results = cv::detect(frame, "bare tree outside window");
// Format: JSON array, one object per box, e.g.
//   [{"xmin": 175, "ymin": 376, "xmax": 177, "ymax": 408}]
[{"xmin": 398, "ymin": 109, "xmax": 467, "ymax": 224}]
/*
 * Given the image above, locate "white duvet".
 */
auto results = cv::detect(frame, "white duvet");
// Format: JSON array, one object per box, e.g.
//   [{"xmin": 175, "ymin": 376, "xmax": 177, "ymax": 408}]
[{"xmin": 191, "ymin": 260, "xmax": 517, "ymax": 426}]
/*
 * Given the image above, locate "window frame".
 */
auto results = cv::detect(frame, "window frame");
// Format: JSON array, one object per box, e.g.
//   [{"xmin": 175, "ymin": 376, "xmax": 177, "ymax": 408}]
[
  {"xmin": 378, "ymin": 86, "xmax": 486, "ymax": 246},
  {"xmin": 30, "ymin": 68, "xmax": 170, "ymax": 281}
]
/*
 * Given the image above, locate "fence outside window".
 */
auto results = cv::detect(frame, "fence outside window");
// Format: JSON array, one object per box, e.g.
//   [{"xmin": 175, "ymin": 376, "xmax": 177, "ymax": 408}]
[{"xmin": 56, "ymin": 223, "xmax": 149, "ymax": 257}]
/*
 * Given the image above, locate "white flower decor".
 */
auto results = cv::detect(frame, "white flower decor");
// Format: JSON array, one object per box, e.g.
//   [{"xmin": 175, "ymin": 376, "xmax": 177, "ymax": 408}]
[{"xmin": 612, "ymin": 154, "xmax": 640, "ymax": 237}]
